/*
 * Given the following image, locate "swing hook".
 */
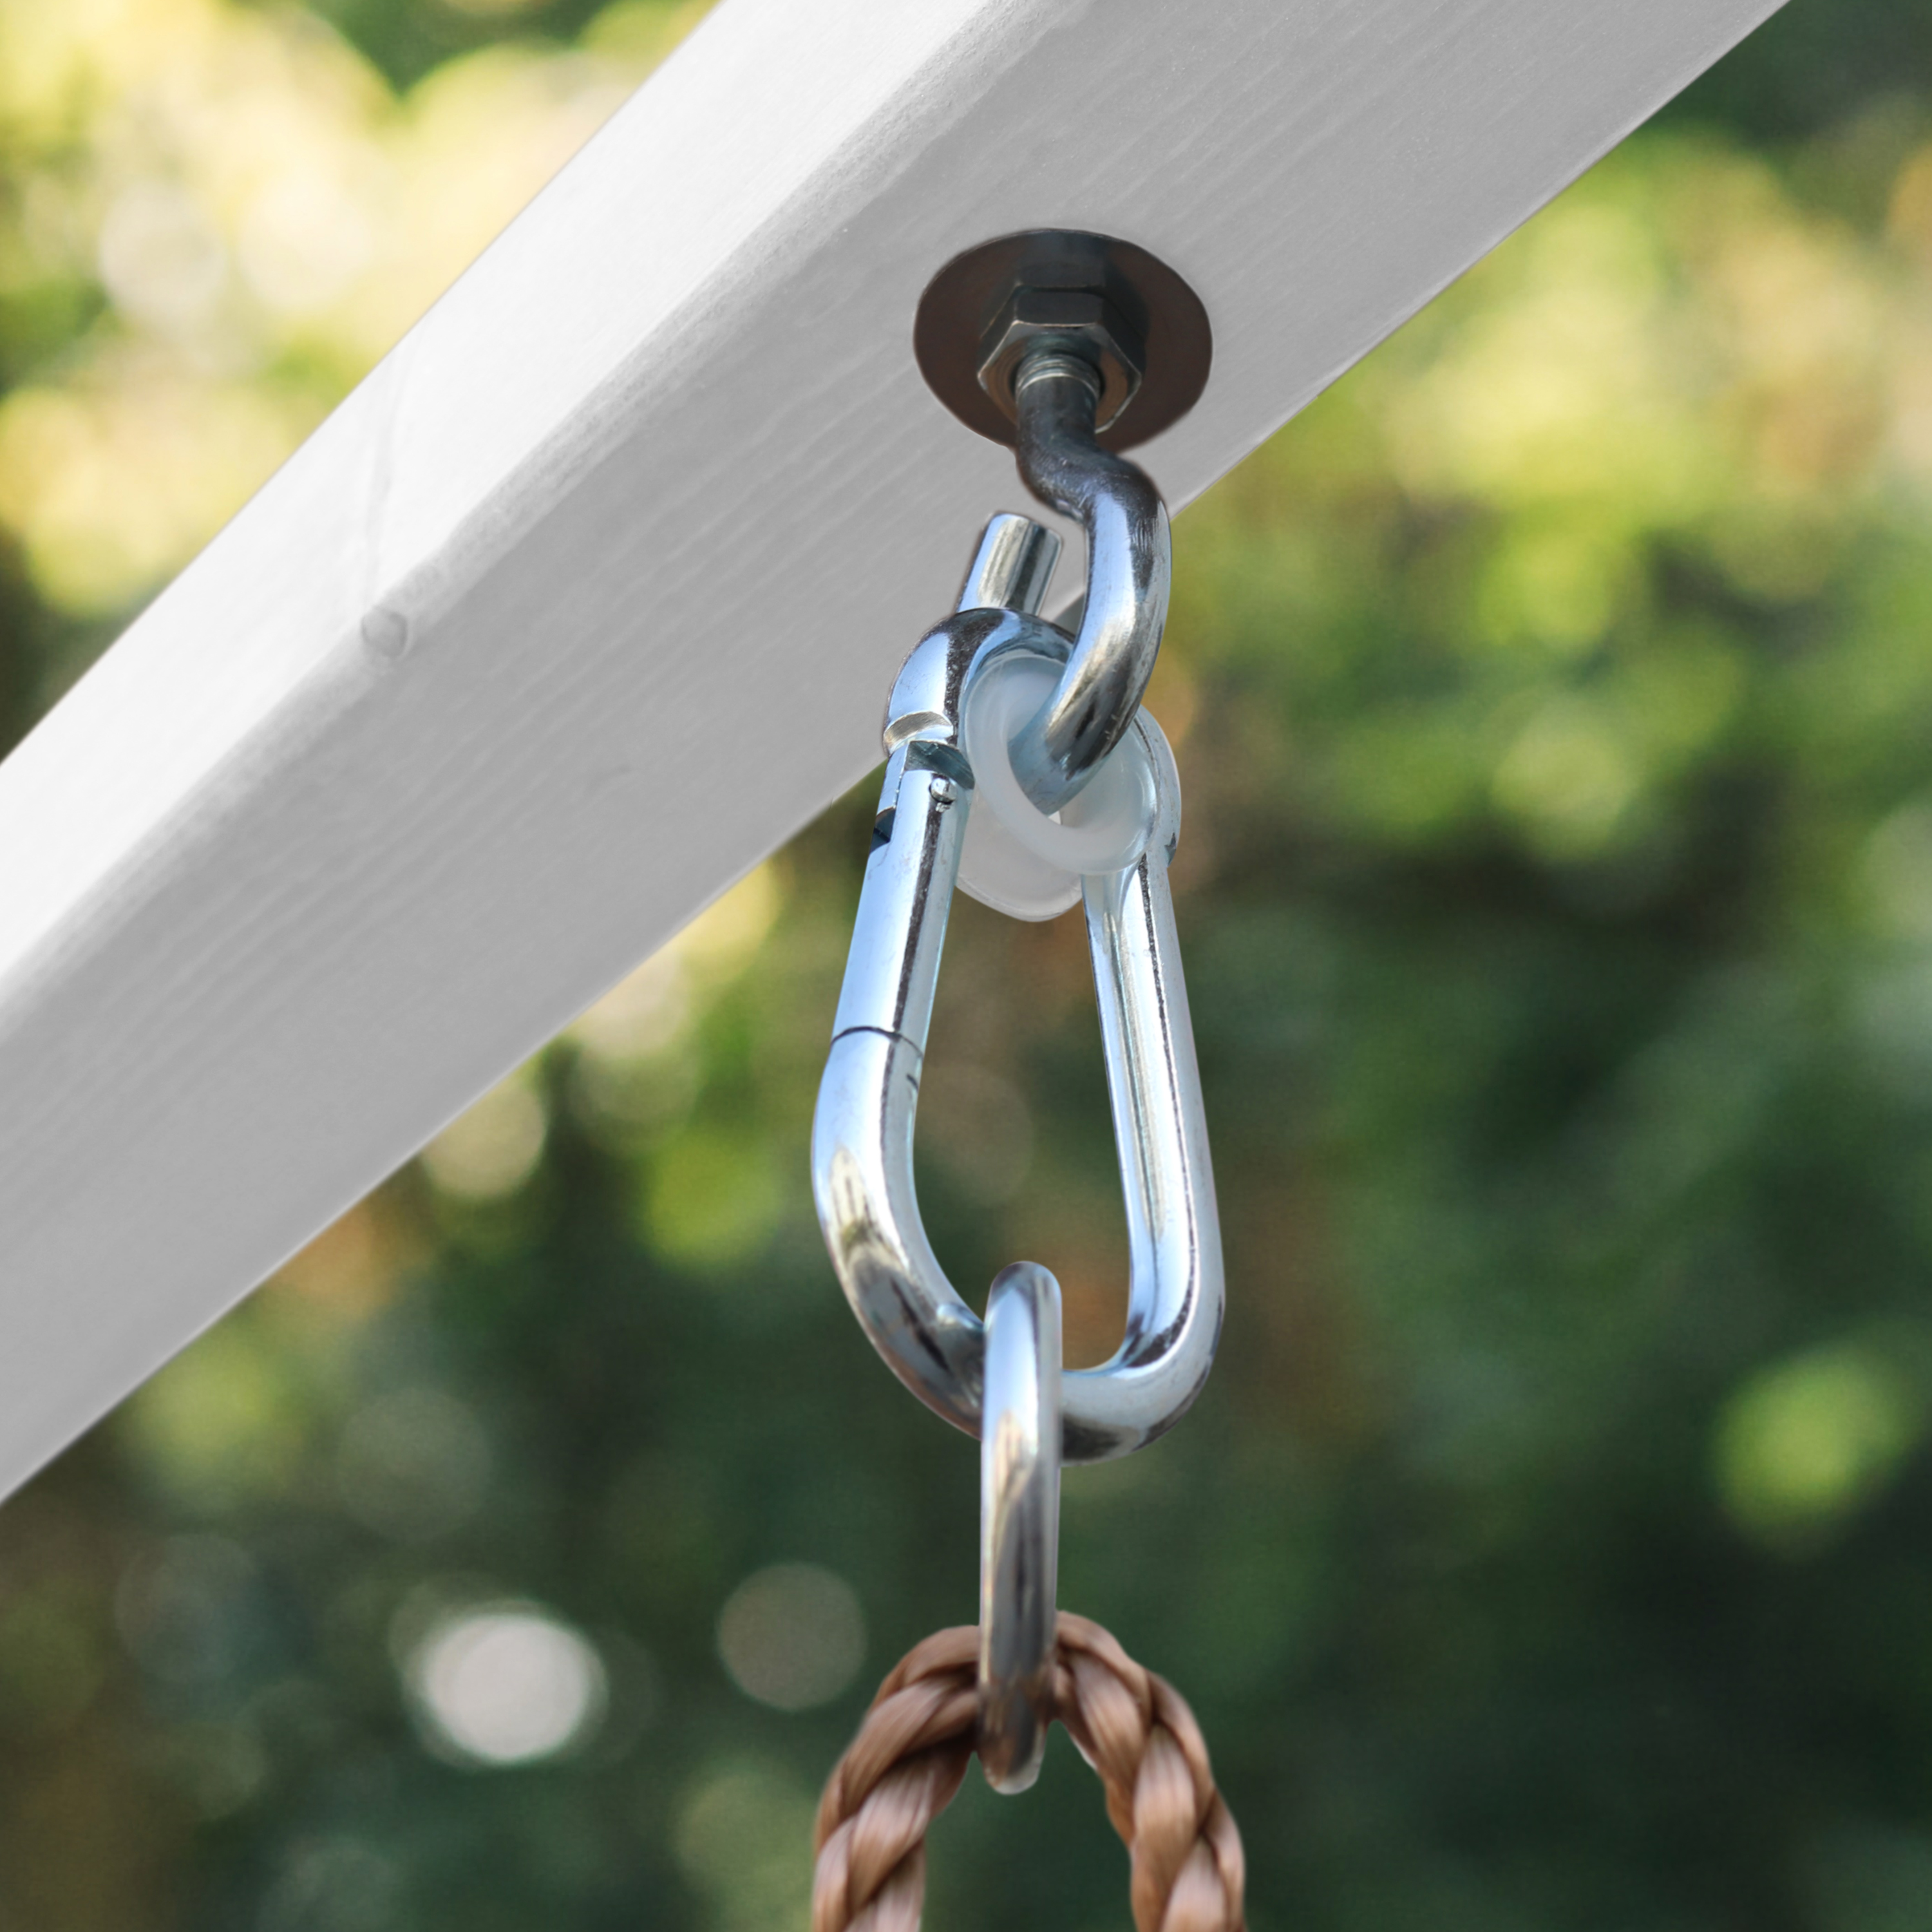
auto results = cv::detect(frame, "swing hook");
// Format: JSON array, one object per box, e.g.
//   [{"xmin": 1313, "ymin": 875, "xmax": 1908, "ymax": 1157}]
[
  {"xmin": 914, "ymin": 229, "xmax": 1212, "ymax": 815},
  {"xmin": 999, "ymin": 343, "xmax": 1168, "ymax": 814}
]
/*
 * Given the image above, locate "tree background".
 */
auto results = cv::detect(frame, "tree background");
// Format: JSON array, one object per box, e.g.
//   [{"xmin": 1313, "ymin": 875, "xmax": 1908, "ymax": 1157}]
[{"xmin": 5, "ymin": 1, "xmax": 1932, "ymax": 1927}]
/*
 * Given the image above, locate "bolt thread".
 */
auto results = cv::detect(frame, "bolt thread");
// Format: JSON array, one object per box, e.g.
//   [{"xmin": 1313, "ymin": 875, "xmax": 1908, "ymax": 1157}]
[{"xmin": 1012, "ymin": 343, "xmax": 1104, "ymax": 404}]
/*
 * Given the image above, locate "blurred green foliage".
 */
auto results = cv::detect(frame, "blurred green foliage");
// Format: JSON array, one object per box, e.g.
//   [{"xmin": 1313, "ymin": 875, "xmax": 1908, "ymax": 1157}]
[
  {"xmin": 8, "ymin": 2, "xmax": 1932, "ymax": 1929},
  {"xmin": 1669, "ymin": 0, "xmax": 1932, "ymax": 141}
]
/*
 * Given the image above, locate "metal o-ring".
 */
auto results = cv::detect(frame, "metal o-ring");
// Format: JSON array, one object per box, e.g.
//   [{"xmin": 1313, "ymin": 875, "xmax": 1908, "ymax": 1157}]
[{"xmin": 978, "ymin": 1260, "xmax": 1063, "ymax": 1794}]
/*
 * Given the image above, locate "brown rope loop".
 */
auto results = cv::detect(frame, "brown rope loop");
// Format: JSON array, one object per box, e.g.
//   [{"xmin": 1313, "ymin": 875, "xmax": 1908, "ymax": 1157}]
[{"xmin": 813, "ymin": 1611, "xmax": 1245, "ymax": 1932}]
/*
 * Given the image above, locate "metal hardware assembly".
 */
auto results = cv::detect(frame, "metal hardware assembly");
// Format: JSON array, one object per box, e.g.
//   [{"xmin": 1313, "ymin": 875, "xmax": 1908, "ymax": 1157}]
[
  {"xmin": 915, "ymin": 231, "xmax": 1210, "ymax": 813},
  {"xmin": 811, "ymin": 239, "xmax": 1220, "ymax": 1802},
  {"xmin": 811, "ymin": 515, "xmax": 1222, "ymax": 1466},
  {"xmin": 977, "ymin": 287, "xmax": 1146, "ymax": 433},
  {"xmin": 978, "ymin": 1260, "xmax": 1061, "ymax": 1794},
  {"xmin": 913, "ymin": 229, "xmax": 1211, "ymax": 454}
]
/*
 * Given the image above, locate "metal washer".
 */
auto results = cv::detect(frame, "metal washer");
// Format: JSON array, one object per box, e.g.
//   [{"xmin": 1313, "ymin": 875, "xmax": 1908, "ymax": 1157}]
[{"xmin": 913, "ymin": 230, "xmax": 1213, "ymax": 453}]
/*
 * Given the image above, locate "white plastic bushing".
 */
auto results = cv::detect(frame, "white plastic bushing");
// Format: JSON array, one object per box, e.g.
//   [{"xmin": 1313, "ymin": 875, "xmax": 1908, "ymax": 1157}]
[{"xmin": 956, "ymin": 654, "xmax": 1160, "ymax": 921}]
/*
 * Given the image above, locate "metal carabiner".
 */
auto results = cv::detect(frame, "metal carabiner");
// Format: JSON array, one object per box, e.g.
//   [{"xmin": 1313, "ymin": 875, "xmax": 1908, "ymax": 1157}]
[{"xmin": 811, "ymin": 516, "xmax": 1223, "ymax": 1466}]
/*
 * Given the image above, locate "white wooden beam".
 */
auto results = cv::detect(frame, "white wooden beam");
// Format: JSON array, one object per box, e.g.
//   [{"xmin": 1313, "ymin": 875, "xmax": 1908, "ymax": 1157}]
[{"xmin": 0, "ymin": 0, "xmax": 1785, "ymax": 1497}]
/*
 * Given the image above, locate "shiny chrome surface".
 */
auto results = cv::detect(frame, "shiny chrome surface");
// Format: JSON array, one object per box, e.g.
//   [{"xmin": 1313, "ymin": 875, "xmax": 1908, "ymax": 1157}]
[
  {"xmin": 1003, "ymin": 347, "xmax": 1171, "ymax": 815},
  {"xmin": 812, "ymin": 525, "xmax": 1223, "ymax": 1465},
  {"xmin": 978, "ymin": 1260, "xmax": 1061, "ymax": 1795},
  {"xmin": 838, "ymin": 514, "xmax": 1064, "ymax": 1046},
  {"xmin": 976, "ymin": 286, "xmax": 1144, "ymax": 433},
  {"xmin": 955, "ymin": 509, "xmax": 1061, "ymax": 617},
  {"xmin": 913, "ymin": 232, "xmax": 1198, "ymax": 817}
]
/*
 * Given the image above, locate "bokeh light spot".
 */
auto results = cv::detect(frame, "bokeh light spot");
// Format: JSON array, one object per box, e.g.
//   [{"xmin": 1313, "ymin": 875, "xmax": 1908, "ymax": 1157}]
[
  {"xmin": 404, "ymin": 1602, "xmax": 607, "ymax": 1766},
  {"xmin": 642, "ymin": 1129, "xmax": 783, "ymax": 1268},
  {"xmin": 421, "ymin": 1072, "xmax": 547, "ymax": 1200},
  {"xmin": 1715, "ymin": 1342, "xmax": 1924, "ymax": 1549},
  {"xmin": 237, "ymin": 170, "xmax": 375, "ymax": 316},
  {"xmin": 115, "ymin": 1535, "xmax": 263, "ymax": 1687},
  {"xmin": 571, "ymin": 951, "xmax": 689, "ymax": 1064},
  {"xmin": 1492, "ymin": 695, "xmax": 1642, "ymax": 858},
  {"xmin": 1862, "ymin": 799, "xmax": 1932, "ymax": 942},
  {"xmin": 918, "ymin": 1061, "xmax": 1035, "ymax": 1204},
  {"xmin": 715, "ymin": 1564, "xmax": 865, "ymax": 1712},
  {"xmin": 336, "ymin": 1387, "xmax": 490, "ymax": 1543},
  {"xmin": 258, "ymin": 1836, "xmax": 402, "ymax": 1932},
  {"xmin": 166, "ymin": 1721, "xmax": 269, "ymax": 1821},
  {"xmin": 674, "ymin": 1757, "xmax": 816, "ymax": 1931},
  {"xmin": 118, "ymin": 1324, "xmax": 307, "ymax": 1509},
  {"xmin": 97, "ymin": 181, "xmax": 227, "ymax": 333},
  {"xmin": 0, "ymin": 1587, "xmax": 107, "ymax": 1733}
]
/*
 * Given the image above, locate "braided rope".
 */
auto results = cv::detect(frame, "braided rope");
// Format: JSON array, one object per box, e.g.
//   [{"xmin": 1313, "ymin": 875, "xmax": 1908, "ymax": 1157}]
[{"xmin": 813, "ymin": 1612, "xmax": 1245, "ymax": 1932}]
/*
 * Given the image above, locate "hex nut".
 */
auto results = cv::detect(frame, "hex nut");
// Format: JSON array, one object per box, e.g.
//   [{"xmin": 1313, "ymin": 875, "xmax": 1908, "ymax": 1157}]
[
  {"xmin": 916, "ymin": 231, "xmax": 1211, "ymax": 452},
  {"xmin": 975, "ymin": 289, "xmax": 1147, "ymax": 433}
]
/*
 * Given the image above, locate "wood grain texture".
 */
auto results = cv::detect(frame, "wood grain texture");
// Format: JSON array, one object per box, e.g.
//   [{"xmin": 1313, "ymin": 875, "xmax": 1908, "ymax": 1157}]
[{"xmin": 0, "ymin": 0, "xmax": 1786, "ymax": 1496}]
